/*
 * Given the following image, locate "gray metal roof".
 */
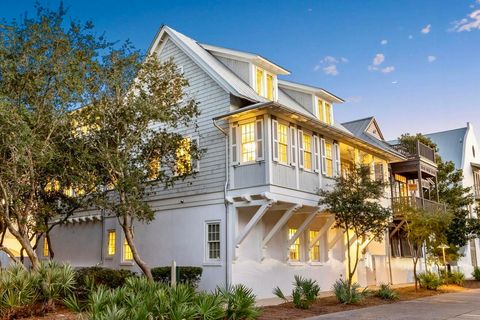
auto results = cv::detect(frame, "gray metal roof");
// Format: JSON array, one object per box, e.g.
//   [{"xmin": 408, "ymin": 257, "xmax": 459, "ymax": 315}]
[{"xmin": 426, "ymin": 127, "xmax": 468, "ymax": 169}]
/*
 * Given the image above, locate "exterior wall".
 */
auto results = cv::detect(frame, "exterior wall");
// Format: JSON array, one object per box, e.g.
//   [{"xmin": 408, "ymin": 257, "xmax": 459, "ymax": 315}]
[
  {"xmin": 280, "ymin": 88, "xmax": 314, "ymax": 114},
  {"xmin": 216, "ymin": 56, "xmax": 250, "ymax": 84}
]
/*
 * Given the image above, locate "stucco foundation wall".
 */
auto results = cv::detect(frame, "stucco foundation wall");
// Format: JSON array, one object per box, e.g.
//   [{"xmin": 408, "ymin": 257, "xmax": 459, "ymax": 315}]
[{"xmin": 390, "ymin": 257, "xmax": 426, "ymax": 284}]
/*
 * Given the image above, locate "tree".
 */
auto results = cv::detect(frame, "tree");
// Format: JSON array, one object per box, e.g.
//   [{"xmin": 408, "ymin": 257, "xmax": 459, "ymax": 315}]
[
  {"xmin": 0, "ymin": 4, "xmax": 107, "ymax": 267},
  {"xmin": 319, "ymin": 165, "xmax": 391, "ymax": 288},
  {"xmin": 77, "ymin": 48, "xmax": 201, "ymax": 281}
]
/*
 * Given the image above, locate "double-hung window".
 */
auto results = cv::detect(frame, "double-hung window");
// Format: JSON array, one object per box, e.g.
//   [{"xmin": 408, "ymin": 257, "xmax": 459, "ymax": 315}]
[
  {"xmin": 175, "ymin": 137, "xmax": 199, "ymax": 175},
  {"xmin": 123, "ymin": 238, "xmax": 133, "ymax": 262},
  {"xmin": 309, "ymin": 230, "xmax": 320, "ymax": 262},
  {"xmin": 317, "ymin": 99, "xmax": 325, "ymax": 122},
  {"xmin": 303, "ymin": 133, "xmax": 313, "ymax": 171},
  {"xmin": 316, "ymin": 99, "xmax": 332, "ymax": 125},
  {"xmin": 241, "ymin": 122, "xmax": 256, "ymax": 162},
  {"xmin": 325, "ymin": 142, "xmax": 333, "ymax": 177},
  {"xmin": 321, "ymin": 139, "xmax": 340, "ymax": 177},
  {"xmin": 107, "ymin": 230, "xmax": 116, "ymax": 256},
  {"xmin": 43, "ymin": 237, "xmax": 49, "ymax": 257},
  {"xmin": 206, "ymin": 222, "xmax": 221, "ymax": 261},
  {"xmin": 231, "ymin": 118, "xmax": 264, "ymax": 165},
  {"xmin": 255, "ymin": 67, "xmax": 275, "ymax": 101},
  {"xmin": 288, "ymin": 228, "xmax": 301, "ymax": 261}
]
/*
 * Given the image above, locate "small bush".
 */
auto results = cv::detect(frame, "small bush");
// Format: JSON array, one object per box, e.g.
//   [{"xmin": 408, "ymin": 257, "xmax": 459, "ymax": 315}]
[
  {"xmin": 220, "ymin": 284, "xmax": 261, "ymax": 320},
  {"xmin": 375, "ymin": 283, "xmax": 398, "ymax": 300},
  {"xmin": 151, "ymin": 266, "xmax": 203, "ymax": 287},
  {"xmin": 332, "ymin": 278, "xmax": 366, "ymax": 304},
  {"xmin": 417, "ymin": 272, "xmax": 442, "ymax": 290},
  {"xmin": 273, "ymin": 275, "xmax": 320, "ymax": 309},
  {"xmin": 75, "ymin": 267, "xmax": 136, "ymax": 291},
  {"xmin": 448, "ymin": 271, "xmax": 465, "ymax": 286},
  {"xmin": 472, "ymin": 267, "xmax": 480, "ymax": 281}
]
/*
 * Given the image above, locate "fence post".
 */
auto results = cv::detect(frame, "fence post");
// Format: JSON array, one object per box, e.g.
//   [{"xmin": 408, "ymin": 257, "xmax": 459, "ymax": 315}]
[{"xmin": 171, "ymin": 260, "xmax": 177, "ymax": 287}]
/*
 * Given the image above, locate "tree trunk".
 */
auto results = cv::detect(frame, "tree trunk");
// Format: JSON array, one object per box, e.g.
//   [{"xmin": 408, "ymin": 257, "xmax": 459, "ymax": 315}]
[
  {"xmin": 121, "ymin": 213, "xmax": 153, "ymax": 281},
  {"xmin": 6, "ymin": 223, "xmax": 39, "ymax": 269},
  {"xmin": 413, "ymin": 257, "xmax": 418, "ymax": 291},
  {"xmin": 345, "ymin": 228, "xmax": 353, "ymax": 288}
]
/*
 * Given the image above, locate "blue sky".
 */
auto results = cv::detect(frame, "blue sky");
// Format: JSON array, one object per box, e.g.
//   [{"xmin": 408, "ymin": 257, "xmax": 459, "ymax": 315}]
[{"xmin": 4, "ymin": 0, "xmax": 480, "ymax": 139}]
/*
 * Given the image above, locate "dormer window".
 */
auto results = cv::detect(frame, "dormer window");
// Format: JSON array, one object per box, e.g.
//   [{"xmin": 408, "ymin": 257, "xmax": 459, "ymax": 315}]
[
  {"xmin": 316, "ymin": 98, "xmax": 332, "ymax": 125},
  {"xmin": 255, "ymin": 67, "xmax": 275, "ymax": 101}
]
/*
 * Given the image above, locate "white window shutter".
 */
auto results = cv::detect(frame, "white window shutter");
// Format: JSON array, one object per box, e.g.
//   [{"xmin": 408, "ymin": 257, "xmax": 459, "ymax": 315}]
[
  {"xmin": 272, "ymin": 120, "xmax": 279, "ymax": 162},
  {"xmin": 320, "ymin": 138, "xmax": 327, "ymax": 174},
  {"xmin": 191, "ymin": 137, "xmax": 200, "ymax": 172},
  {"xmin": 334, "ymin": 143, "xmax": 341, "ymax": 177},
  {"xmin": 256, "ymin": 119, "xmax": 264, "ymax": 161},
  {"xmin": 231, "ymin": 125, "xmax": 239, "ymax": 165},
  {"xmin": 298, "ymin": 129, "xmax": 304, "ymax": 169},
  {"xmin": 290, "ymin": 126, "xmax": 297, "ymax": 166},
  {"xmin": 313, "ymin": 135, "xmax": 320, "ymax": 172}
]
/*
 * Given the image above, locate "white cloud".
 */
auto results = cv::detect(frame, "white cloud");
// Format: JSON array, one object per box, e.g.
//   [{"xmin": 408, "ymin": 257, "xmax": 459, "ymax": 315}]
[
  {"xmin": 452, "ymin": 9, "xmax": 480, "ymax": 32},
  {"xmin": 380, "ymin": 39, "xmax": 388, "ymax": 45},
  {"xmin": 421, "ymin": 24, "xmax": 431, "ymax": 34},
  {"xmin": 392, "ymin": 80, "xmax": 398, "ymax": 84},
  {"xmin": 372, "ymin": 53, "xmax": 385, "ymax": 66},
  {"xmin": 340, "ymin": 57, "xmax": 349, "ymax": 63},
  {"xmin": 381, "ymin": 66, "xmax": 395, "ymax": 73},
  {"xmin": 323, "ymin": 65, "xmax": 338, "ymax": 76},
  {"xmin": 321, "ymin": 56, "xmax": 338, "ymax": 64},
  {"xmin": 427, "ymin": 55, "xmax": 437, "ymax": 63}
]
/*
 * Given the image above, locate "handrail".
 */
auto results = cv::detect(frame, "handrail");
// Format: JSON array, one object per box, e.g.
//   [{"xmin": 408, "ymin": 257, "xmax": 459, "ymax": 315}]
[
  {"xmin": 391, "ymin": 140, "xmax": 435, "ymax": 163},
  {"xmin": 391, "ymin": 195, "xmax": 446, "ymax": 213}
]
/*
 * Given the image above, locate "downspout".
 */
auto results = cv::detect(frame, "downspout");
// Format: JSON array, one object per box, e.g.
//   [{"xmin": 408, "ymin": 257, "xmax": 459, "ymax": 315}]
[{"xmin": 213, "ymin": 119, "xmax": 230, "ymax": 287}]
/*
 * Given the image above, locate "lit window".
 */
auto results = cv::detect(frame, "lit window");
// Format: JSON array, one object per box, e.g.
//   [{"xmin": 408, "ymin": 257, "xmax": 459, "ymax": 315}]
[
  {"xmin": 148, "ymin": 156, "xmax": 160, "ymax": 180},
  {"xmin": 309, "ymin": 230, "xmax": 320, "ymax": 262},
  {"xmin": 289, "ymin": 228, "xmax": 300, "ymax": 261},
  {"xmin": 325, "ymin": 142, "xmax": 333, "ymax": 177},
  {"xmin": 206, "ymin": 222, "xmax": 221, "ymax": 260},
  {"xmin": 43, "ymin": 237, "xmax": 49, "ymax": 257},
  {"xmin": 241, "ymin": 122, "xmax": 256, "ymax": 162},
  {"xmin": 176, "ymin": 138, "xmax": 192, "ymax": 175},
  {"xmin": 256, "ymin": 68, "xmax": 264, "ymax": 96},
  {"xmin": 107, "ymin": 230, "xmax": 116, "ymax": 256},
  {"xmin": 278, "ymin": 123, "xmax": 289, "ymax": 164},
  {"xmin": 325, "ymin": 103, "xmax": 332, "ymax": 125},
  {"xmin": 123, "ymin": 238, "xmax": 133, "ymax": 261},
  {"xmin": 303, "ymin": 134, "xmax": 312, "ymax": 170},
  {"xmin": 266, "ymin": 74, "xmax": 274, "ymax": 100},
  {"xmin": 317, "ymin": 99, "xmax": 325, "ymax": 122}
]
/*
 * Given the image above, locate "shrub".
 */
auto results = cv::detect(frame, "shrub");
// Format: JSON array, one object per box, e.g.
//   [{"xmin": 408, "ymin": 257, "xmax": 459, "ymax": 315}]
[
  {"xmin": 219, "ymin": 284, "xmax": 261, "ymax": 320},
  {"xmin": 332, "ymin": 278, "xmax": 366, "ymax": 304},
  {"xmin": 375, "ymin": 283, "xmax": 398, "ymax": 300},
  {"xmin": 273, "ymin": 275, "xmax": 320, "ymax": 309},
  {"xmin": 448, "ymin": 271, "xmax": 465, "ymax": 286},
  {"xmin": 151, "ymin": 266, "xmax": 203, "ymax": 287},
  {"xmin": 75, "ymin": 267, "xmax": 136, "ymax": 292},
  {"xmin": 472, "ymin": 267, "xmax": 480, "ymax": 281},
  {"xmin": 417, "ymin": 272, "xmax": 442, "ymax": 290}
]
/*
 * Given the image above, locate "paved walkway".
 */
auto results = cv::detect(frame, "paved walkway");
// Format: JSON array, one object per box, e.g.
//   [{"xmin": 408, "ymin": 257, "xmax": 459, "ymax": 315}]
[{"xmin": 308, "ymin": 289, "xmax": 480, "ymax": 320}]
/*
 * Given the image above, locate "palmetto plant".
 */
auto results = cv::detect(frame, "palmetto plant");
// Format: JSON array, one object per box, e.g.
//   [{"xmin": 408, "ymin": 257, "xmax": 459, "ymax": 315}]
[
  {"xmin": 219, "ymin": 284, "xmax": 261, "ymax": 320},
  {"xmin": 273, "ymin": 275, "xmax": 320, "ymax": 309}
]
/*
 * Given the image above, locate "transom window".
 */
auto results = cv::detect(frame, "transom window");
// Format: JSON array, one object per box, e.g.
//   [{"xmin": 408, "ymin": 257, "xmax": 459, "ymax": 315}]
[
  {"xmin": 278, "ymin": 123, "xmax": 289, "ymax": 164},
  {"xmin": 241, "ymin": 122, "xmax": 256, "ymax": 162},
  {"xmin": 288, "ymin": 228, "xmax": 301, "ymax": 261},
  {"xmin": 206, "ymin": 222, "xmax": 221, "ymax": 261},
  {"xmin": 325, "ymin": 142, "xmax": 333, "ymax": 177},
  {"xmin": 107, "ymin": 230, "xmax": 116, "ymax": 256},
  {"xmin": 309, "ymin": 230, "xmax": 320, "ymax": 262},
  {"xmin": 303, "ymin": 133, "xmax": 312, "ymax": 170},
  {"xmin": 123, "ymin": 238, "xmax": 133, "ymax": 261}
]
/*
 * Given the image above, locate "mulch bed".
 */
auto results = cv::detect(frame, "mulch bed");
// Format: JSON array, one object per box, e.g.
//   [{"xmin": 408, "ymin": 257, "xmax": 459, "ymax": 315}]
[{"xmin": 259, "ymin": 281, "xmax": 480, "ymax": 320}]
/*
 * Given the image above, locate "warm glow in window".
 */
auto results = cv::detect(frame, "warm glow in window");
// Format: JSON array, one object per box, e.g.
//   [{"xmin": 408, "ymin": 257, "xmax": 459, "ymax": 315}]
[
  {"xmin": 148, "ymin": 156, "xmax": 161, "ymax": 180},
  {"xmin": 317, "ymin": 99, "xmax": 325, "ymax": 122},
  {"xmin": 266, "ymin": 74, "xmax": 274, "ymax": 100},
  {"xmin": 278, "ymin": 123, "xmax": 288, "ymax": 164},
  {"xmin": 325, "ymin": 103, "xmax": 332, "ymax": 125},
  {"xmin": 241, "ymin": 122, "xmax": 256, "ymax": 162},
  {"xmin": 108, "ymin": 230, "xmax": 116, "ymax": 256},
  {"xmin": 43, "ymin": 237, "xmax": 49, "ymax": 257},
  {"xmin": 289, "ymin": 228, "xmax": 300, "ymax": 261},
  {"xmin": 123, "ymin": 238, "xmax": 133, "ymax": 261},
  {"xmin": 256, "ymin": 68, "xmax": 264, "ymax": 96},
  {"xmin": 303, "ymin": 134, "xmax": 312, "ymax": 170},
  {"xmin": 325, "ymin": 142, "xmax": 333, "ymax": 177},
  {"xmin": 176, "ymin": 138, "xmax": 192, "ymax": 175},
  {"xmin": 309, "ymin": 230, "xmax": 320, "ymax": 261}
]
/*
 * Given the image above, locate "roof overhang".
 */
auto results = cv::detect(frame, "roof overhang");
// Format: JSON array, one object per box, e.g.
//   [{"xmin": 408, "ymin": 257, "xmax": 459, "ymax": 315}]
[
  {"xmin": 213, "ymin": 103, "xmax": 404, "ymax": 162},
  {"xmin": 278, "ymin": 80, "xmax": 344, "ymax": 104},
  {"xmin": 471, "ymin": 162, "xmax": 480, "ymax": 170}
]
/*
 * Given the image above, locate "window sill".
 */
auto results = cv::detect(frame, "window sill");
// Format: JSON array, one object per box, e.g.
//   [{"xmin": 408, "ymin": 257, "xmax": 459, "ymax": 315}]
[
  {"xmin": 203, "ymin": 261, "xmax": 222, "ymax": 267},
  {"xmin": 287, "ymin": 261, "xmax": 304, "ymax": 266},
  {"xmin": 233, "ymin": 161, "xmax": 264, "ymax": 167},
  {"xmin": 273, "ymin": 161, "xmax": 295, "ymax": 168},
  {"xmin": 104, "ymin": 255, "xmax": 114, "ymax": 260}
]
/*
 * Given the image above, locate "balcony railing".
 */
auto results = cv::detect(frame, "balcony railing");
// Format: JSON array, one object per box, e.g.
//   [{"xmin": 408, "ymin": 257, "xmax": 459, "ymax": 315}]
[
  {"xmin": 392, "ymin": 196, "xmax": 446, "ymax": 215},
  {"xmin": 391, "ymin": 140, "xmax": 436, "ymax": 163}
]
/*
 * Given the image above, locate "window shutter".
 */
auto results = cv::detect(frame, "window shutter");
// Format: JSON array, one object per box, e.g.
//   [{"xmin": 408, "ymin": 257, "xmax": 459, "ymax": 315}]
[
  {"xmin": 272, "ymin": 120, "xmax": 279, "ymax": 162},
  {"xmin": 290, "ymin": 126, "xmax": 297, "ymax": 166},
  {"xmin": 231, "ymin": 125, "xmax": 239, "ymax": 165},
  {"xmin": 298, "ymin": 129, "xmax": 304, "ymax": 169},
  {"xmin": 191, "ymin": 137, "xmax": 200, "ymax": 172},
  {"xmin": 320, "ymin": 138, "xmax": 327, "ymax": 174},
  {"xmin": 256, "ymin": 119, "xmax": 264, "ymax": 161},
  {"xmin": 334, "ymin": 143, "xmax": 341, "ymax": 177},
  {"xmin": 313, "ymin": 135, "xmax": 320, "ymax": 172}
]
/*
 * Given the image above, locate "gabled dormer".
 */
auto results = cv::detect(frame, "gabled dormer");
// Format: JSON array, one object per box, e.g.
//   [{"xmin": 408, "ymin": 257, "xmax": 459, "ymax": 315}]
[
  {"xmin": 201, "ymin": 44, "xmax": 289, "ymax": 102},
  {"xmin": 278, "ymin": 80, "xmax": 344, "ymax": 126}
]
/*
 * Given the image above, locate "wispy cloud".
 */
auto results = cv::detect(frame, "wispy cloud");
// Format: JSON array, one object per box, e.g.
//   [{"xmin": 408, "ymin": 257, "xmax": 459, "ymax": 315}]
[
  {"xmin": 452, "ymin": 9, "xmax": 480, "ymax": 32},
  {"xmin": 427, "ymin": 55, "xmax": 437, "ymax": 63},
  {"xmin": 380, "ymin": 39, "xmax": 388, "ymax": 45},
  {"xmin": 313, "ymin": 55, "xmax": 348, "ymax": 76},
  {"xmin": 368, "ymin": 53, "xmax": 395, "ymax": 73},
  {"xmin": 381, "ymin": 66, "xmax": 395, "ymax": 73},
  {"xmin": 373, "ymin": 53, "xmax": 385, "ymax": 66},
  {"xmin": 421, "ymin": 24, "xmax": 431, "ymax": 34}
]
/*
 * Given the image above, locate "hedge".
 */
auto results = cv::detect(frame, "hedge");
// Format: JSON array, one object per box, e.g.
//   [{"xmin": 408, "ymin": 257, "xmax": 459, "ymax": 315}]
[
  {"xmin": 151, "ymin": 266, "xmax": 203, "ymax": 287},
  {"xmin": 75, "ymin": 266, "xmax": 136, "ymax": 292}
]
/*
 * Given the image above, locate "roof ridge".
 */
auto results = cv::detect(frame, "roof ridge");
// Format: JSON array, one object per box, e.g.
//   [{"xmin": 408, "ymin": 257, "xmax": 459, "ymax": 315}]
[{"xmin": 425, "ymin": 126, "xmax": 468, "ymax": 136}]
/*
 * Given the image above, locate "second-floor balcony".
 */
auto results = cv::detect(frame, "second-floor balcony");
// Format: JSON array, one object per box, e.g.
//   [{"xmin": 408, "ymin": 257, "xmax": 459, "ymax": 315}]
[
  {"xmin": 391, "ymin": 140, "xmax": 436, "ymax": 164},
  {"xmin": 392, "ymin": 195, "xmax": 446, "ymax": 216}
]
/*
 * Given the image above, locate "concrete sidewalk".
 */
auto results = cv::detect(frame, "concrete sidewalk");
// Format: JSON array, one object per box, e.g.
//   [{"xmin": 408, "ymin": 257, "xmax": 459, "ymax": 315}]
[{"xmin": 307, "ymin": 289, "xmax": 480, "ymax": 320}]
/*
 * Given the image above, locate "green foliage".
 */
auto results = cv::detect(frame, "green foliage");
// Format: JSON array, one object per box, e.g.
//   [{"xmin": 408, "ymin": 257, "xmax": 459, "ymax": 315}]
[
  {"xmin": 448, "ymin": 271, "xmax": 465, "ymax": 286},
  {"xmin": 417, "ymin": 272, "xmax": 442, "ymax": 290},
  {"xmin": 473, "ymin": 267, "xmax": 480, "ymax": 281},
  {"xmin": 75, "ymin": 267, "xmax": 136, "ymax": 291},
  {"xmin": 332, "ymin": 278, "xmax": 366, "ymax": 304},
  {"xmin": 151, "ymin": 266, "xmax": 203, "ymax": 287},
  {"xmin": 375, "ymin": 284, "xmax": 399, "ymax": 300},
  {"xmin": 220, "ymin": 284, "xmax": 261, "ymax": 320},
  {"xmin": 273, "ymin": 275, "xmax": 320, "ymax": 309}
]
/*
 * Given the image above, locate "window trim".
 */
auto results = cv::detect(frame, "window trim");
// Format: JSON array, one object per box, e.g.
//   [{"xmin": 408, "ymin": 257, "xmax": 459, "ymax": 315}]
[
  {"xmin": 301, "ymin": 131, "xmax": 314, "ymax": 172},
  {"xmin": 204, "ymin": 220, "xmax": 222, "ymax": 265},
  {"xmin": 122, "ymin": 236, "xmax": 134, "ymax": 264},
  {"xmin": 174, "ymin": 135, "xmax": 200, "ymax": 175},
  {"xmin": 234, "ymin": 117, "xmax": 264, "ymax": 166},
  {"xmin": 316, "ymin": 98, "xmax": 333, "ymax": 125},
  {"xmin": 107, "ymin": 230, "xmax": 116, "ymax": 257},
  {"xmin": 288, "ymin": 227, "xmax": 302, "ymax": 262},
  {"xmin": 254, "ymin": 66, "xmax": 277, "ymax": 101}
]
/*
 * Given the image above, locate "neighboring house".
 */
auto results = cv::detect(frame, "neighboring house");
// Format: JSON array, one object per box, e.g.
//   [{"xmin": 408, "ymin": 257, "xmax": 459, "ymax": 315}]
[
  {"xmin": 426, "ymin": 123, "xmax": 480, "ymax": 276},
  {"xmin": 38, "ymin": 26, "xmax": 443, "ymax": 298}
]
